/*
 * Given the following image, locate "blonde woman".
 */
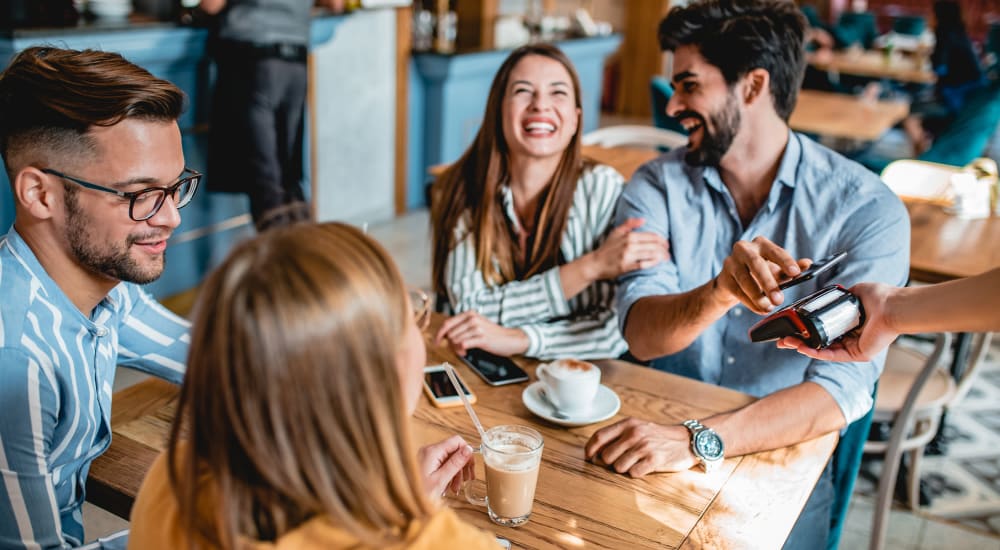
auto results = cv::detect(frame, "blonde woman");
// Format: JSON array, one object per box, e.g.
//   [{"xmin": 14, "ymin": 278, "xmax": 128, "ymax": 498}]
[
  {"xmin": 128, "ymin": 223, "xmax": 498, "ymax": 549},
  {"xmin": 431, "ymin": 44, "xmax": 668, "ymax": 361}
]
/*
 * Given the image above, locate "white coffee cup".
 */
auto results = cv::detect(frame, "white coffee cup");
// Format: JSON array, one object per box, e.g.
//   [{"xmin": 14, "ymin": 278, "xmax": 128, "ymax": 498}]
[{"xmin": 536, "ymin": 359, "xmax": 601, "ymax": 415}]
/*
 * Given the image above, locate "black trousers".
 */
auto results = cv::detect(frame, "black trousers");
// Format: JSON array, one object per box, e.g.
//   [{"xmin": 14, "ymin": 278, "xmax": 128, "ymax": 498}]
[{"xmin": 207, "ymin": 45, "xmax": 308, "ymax": 226}]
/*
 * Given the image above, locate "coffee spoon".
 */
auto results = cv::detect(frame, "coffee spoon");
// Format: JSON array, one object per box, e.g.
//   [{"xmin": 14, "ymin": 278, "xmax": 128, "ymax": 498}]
[{"xmin": 538, "ymin": 388, "xmax": 571, "ymax": 420}]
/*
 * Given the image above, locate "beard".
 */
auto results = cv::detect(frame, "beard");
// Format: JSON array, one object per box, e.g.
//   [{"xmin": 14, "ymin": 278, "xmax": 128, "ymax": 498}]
[
  {"xmin": 682, "ymin": 91, "xmax": 742, "ymax": 167},
  {"xmin": 63, "ymin": 189, "xmax": 167, "ymax": 285}
]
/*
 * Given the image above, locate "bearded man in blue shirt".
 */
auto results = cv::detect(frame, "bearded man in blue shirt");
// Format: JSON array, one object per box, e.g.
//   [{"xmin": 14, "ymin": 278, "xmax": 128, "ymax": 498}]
[
  {"xmin": 0, "ymin": 47, "xmax": 196, "ymax": 549},
  {"xmin": 585, "ymin": 2, "xmax": 910, "ymax": 548}
]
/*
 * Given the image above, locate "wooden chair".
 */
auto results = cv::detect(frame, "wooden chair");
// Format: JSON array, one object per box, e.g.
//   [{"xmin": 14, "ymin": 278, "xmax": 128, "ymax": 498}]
[{"xmin": 866, "ymin": 332, "xmax": 994, "ymax": 550}]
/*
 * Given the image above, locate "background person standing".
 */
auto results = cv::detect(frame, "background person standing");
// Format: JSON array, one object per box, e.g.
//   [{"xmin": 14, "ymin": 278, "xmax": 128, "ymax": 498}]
[{"xmin": 198, "ymin": 0, "xmax": 344, "ymax": 231}]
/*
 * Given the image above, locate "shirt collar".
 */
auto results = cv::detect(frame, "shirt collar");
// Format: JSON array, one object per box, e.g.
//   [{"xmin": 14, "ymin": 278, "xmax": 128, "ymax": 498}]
[
  {"xmin": 694, "ymin": 129, "xmax": 801, "ymax": 213},
  {"xmin": 4, "ymin": 226, "xmax": 123, "ymax": 322}
]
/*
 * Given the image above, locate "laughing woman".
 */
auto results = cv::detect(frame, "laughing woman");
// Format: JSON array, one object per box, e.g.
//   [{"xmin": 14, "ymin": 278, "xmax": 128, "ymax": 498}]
[{"xmin": 431, "ymin": 44, "xmax": 668, "ymax": 360}]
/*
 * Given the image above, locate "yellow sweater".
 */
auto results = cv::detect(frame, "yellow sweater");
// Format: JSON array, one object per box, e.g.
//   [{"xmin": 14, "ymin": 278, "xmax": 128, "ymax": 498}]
[{"xmin": 128, "ymin": 450, "xmax": 501, "ymax": 550}]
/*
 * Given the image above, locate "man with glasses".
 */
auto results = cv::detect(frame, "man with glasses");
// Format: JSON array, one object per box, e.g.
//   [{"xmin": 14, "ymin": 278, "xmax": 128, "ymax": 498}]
[{"xmin": 0, "ymin": 47, "xmax": 196, "ymax": 548}]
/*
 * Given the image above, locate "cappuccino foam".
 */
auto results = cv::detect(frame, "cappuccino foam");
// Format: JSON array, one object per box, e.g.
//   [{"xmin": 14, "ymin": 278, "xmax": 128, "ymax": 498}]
[{"xmin": 546, "ymin": 359, "xmax": 597, "ymax": 379}]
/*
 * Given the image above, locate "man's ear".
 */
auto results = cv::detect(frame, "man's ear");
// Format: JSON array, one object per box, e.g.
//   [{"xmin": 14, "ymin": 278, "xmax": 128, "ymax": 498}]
[
  {"xmin": 742, "ymin": 68, "xmax": 770, "ymax": 106},
  {"xmin": 14, "ymin": 167, "xmax": 59, "ymax": 220}
]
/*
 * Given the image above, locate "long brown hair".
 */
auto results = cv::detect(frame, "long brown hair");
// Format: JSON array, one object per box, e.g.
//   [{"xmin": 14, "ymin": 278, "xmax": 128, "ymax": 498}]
[
  {"xmin": 430, "ymin": 43, "xmax": 590, "ymax": 297},
  {"xmin": 167, "ymin": 222, "xmax": 434, "ymax": 548}
]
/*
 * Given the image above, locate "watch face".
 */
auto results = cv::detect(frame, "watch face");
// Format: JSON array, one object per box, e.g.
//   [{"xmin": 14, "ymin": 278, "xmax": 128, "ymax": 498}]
[{"xmin": 695, "ymin": 430, "xmax": 724, "ymax": 460}]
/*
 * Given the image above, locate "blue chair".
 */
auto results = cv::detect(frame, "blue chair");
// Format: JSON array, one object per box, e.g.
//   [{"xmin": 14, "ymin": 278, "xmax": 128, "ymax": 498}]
[
  {"xmin": 834, "ymin": 11, "xmax": 878, "ymax": 49},
  {"xmin": 650, "ymin": 76, "xmax": 687, "ymax": 135},
  {"xmin": 801, "ymin": 4, "xmax": 827, "ymax": 31},
  {"xmin": 828, "ymin": 394, "xmax": 876, "ymax": 550},
  {"xmin": 860, "ymin": 81, "xmax": 1000, "ymax": 173},
  {"xmin": 892, "ymin": 15, "xmax": 926, "ymax": 37},
  {"xmin": 920, "ymin": 81, "xmax": 1000, "ymax": 167}
]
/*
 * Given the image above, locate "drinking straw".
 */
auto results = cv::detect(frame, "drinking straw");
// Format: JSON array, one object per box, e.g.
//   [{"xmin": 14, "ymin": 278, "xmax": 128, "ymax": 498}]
[{"xmin": 444, "ymin": 362, "xmax": 487, "ymax": 440}]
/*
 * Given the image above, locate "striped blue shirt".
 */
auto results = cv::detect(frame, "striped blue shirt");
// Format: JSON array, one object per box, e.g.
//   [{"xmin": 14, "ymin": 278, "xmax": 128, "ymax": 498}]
[{"xmin": 0, "ymin": 228, "xmax": 189, "ymax": 549}]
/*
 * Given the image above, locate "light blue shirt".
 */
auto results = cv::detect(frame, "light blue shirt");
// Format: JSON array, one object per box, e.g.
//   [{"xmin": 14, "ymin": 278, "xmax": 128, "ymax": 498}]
[
  {"xmin": 616, "ymin": 131, "xmax": 910, "ymax": 424},
  {"xmin": 0, "ymin": 228, "xmax": 189, "ymax": 549}
]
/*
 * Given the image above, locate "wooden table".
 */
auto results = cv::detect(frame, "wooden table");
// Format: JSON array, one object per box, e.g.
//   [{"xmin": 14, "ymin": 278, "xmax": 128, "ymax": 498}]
[
  {"xmin": 810, "ymin": 49, "xmax": 936, "ymax": 85},
  {"xmin": 88, "ymin": 315, "xmax": 837, "ymax": 549},
  {"xmin": 789, "ymin": 89, "xmax": 910, "ymax": 142},
  {"xmin": 907, "ymin": 200, "xmax": 1000, "ymax": 284}
]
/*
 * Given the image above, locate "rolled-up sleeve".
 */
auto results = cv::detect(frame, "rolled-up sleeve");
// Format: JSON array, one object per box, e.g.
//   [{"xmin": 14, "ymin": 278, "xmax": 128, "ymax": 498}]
[
  {"xmin": 614, "ymin": 164, "xmax": 680, "ymax": 332},
  {"xmin": 445, "ymin": 230, "xmax": 573, "ymax": 325},
  {"xmin": 116, "ymin": 287, "xmax": 190, "ymax": 385},
  {"xmin": 804, "ymin": 187, "xmax": 911, "ymax": 424}
]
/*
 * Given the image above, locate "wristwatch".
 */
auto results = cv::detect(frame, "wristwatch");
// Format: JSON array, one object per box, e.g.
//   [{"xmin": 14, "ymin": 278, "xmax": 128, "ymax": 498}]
[{"xmin": 683, "ymin": 419, "xmax": 725, "ymax": 473}]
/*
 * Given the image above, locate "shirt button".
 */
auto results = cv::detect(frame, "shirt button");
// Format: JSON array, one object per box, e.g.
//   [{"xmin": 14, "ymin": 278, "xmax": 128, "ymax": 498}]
[
  {"xmin": 732, "ymin": 307, "xmax": 743, "ymax": 317},
  {"xmin": 94, "ymin": 327, "xmax": 109, "ymax": 337},
  {"xmin": 726, "ymin": 355, "xmax": 736, "ymax": 365}
]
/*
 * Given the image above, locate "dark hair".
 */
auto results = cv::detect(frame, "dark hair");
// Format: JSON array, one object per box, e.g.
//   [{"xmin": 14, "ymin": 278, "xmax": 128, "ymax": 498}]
[
  {"xmin": 0, "ymin": 46, "xmax": 185, "ymax": 177},
  {"xmin": 430, "ymin": 43, "xmax": 589, "ymax": 296},
  {"xmin": 658, "ymin": 0, "xmax": 806, "ymax": 121},
  {"xmin": 933, "ymin": 1, "xmax": 966, "ymax": 38}
]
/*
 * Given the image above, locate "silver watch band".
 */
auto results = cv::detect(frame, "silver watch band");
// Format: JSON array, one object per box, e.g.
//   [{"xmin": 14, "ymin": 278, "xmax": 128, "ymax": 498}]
[{"xmin": 683, "ymin": 419, "xmax": 722, "ymax": 472}]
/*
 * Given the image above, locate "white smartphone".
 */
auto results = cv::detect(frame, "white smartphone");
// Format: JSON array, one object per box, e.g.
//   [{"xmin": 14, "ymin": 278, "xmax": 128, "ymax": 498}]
[{"xmin": 422, "ymin": 364, "xmax": 476, "ymax": 408}]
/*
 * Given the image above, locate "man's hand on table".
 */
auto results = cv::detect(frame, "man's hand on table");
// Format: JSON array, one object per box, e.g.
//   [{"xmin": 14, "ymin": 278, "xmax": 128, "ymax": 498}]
[
  {"xmin": 584, "ymin": 418, "xmax": 698, "ymax": 477},
  {"xmin": 418, "ymin": 435, "xmax": 476, "ymax": 497},
  {"xmin": 714, "ymin": 236, "xmax": 812, "ymax": 315},
  {"xmin": 434, "ymin": 310, "xmax": 529, "ymax": 357}
]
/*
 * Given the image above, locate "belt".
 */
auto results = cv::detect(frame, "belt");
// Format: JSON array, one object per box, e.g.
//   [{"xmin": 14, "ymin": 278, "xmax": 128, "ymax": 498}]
[{"xmin": 215, "ymin": 40, "xmax": 308, "ymax": 63}]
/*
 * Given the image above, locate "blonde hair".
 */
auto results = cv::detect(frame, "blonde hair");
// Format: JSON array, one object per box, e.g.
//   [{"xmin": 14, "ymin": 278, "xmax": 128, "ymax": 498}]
[{"xmin": 167, "ymin": 222, "xmax": 434, "ymax": 548}]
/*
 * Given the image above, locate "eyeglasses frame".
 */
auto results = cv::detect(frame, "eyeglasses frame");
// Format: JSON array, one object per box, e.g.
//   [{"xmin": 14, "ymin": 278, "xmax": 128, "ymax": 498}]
[{"xmin": 41, "ymin": 167, "xmax": 202, "ymax": 222}]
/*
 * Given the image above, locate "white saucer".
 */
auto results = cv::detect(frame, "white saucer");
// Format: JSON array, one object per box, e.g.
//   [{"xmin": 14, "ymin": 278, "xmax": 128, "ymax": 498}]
[{"xmin": 522, "ymin": 382, "xmax": 620, "ymax": 427}]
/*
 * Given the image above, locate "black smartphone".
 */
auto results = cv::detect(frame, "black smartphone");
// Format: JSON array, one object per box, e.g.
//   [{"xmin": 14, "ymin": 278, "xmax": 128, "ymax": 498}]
[
  {"xmin": 459, "ymin": 348, "xmax": 529, "ymax": 386},
  {"xmin": 777, "ymin": 251, "xmax": 848, "ymax": 290}
]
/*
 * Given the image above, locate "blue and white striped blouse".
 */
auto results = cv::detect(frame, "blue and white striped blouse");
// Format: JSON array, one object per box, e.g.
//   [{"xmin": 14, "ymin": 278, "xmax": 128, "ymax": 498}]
[
  {"xmin": 444, "ymin": 164, "xmax": 629, "ymax": 360},
  {"xmin": 0, "ymin": 228, "xmax": 189, "ymax": 549}
]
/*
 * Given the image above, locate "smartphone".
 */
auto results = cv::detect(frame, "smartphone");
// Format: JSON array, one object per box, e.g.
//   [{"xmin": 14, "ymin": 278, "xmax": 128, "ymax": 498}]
[
  {"xmin": 495, "ymin": 536, "xmax": 512, "ymax": 549},
  {"xmin": 460, "ymin": 348, "xmax": 529, "ymax": 386},
  {"xmin": 777, "ymin": 251, "xmax": 848, "ymax": 290},
  {"xmin": 422, "ymin": 364, "xmax": 476, "ymax": 408}
]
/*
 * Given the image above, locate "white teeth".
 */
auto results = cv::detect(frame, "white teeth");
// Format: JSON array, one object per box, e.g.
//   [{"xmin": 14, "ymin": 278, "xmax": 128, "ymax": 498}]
[{"xmin": 525, "ymin": 122, "xmax": 556, "ymax": 132}]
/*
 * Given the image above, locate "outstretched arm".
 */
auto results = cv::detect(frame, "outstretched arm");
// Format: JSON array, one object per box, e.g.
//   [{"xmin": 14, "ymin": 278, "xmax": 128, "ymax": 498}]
[
  {"xmin": 585, "ymin": 382, "xmax": 843, "ymax": 476},
  {"xmin": 780, "ymin": 268, "xmax": 1000, "ymax": 362}
]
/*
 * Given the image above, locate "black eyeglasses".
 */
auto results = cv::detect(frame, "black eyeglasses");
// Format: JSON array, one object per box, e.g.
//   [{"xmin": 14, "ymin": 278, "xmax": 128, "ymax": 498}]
[{"xmin": 42, "ymin": 167, "xmax": 201, "ymax": 222}]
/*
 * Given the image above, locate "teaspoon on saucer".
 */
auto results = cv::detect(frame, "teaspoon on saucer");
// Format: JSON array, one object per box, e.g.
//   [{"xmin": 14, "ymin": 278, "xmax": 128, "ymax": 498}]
[{"xmin": 538, "ymin": 387, "xmax": 571, "ymax": 420}]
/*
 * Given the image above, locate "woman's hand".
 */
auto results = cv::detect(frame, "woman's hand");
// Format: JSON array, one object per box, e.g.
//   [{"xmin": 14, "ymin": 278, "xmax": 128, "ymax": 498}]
[
  {"xmin": 585, "ymin": 218, "xmax": 670, "ymax": 281},
  {"xmin": 777, "ymin": 282, "xmax": 898, "ymax": 362},
  {"xmin": 418, "ymin": 435, "xmax": 475, "ymax": 497},
  {"xmin": 434, "ymin": 311, "xmax": 529, "ymax": 357}
]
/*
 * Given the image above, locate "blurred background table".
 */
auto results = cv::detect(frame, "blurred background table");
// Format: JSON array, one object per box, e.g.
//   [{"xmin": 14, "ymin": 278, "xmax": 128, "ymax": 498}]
[
  {"xmin": 810, "ymin": 49, "xmax": 936, "ymax": 85},
  {"xmin": 789, "ymin": 89, "xmax": 910, "ymax": 142}
]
